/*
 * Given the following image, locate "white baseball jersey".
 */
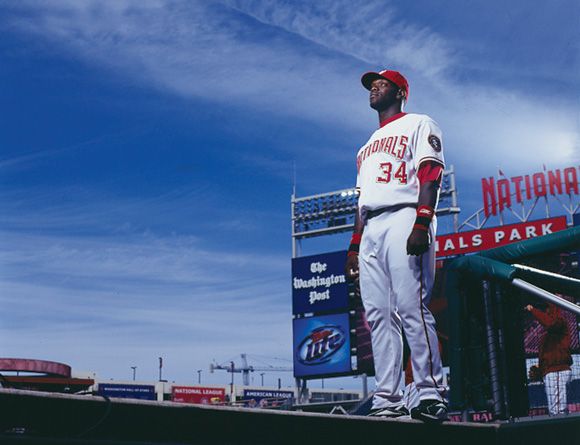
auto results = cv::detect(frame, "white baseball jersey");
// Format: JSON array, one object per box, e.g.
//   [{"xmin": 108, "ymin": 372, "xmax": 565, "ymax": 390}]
[{"xmin": 355, "ymin": 112, "xmax": 445, "ymax": 215}]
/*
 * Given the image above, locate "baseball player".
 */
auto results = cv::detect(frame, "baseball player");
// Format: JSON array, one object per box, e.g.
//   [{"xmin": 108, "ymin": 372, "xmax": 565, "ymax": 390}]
[{"xmin": 345, "ymin": 69, "xmax": 447, "ymax": 422}]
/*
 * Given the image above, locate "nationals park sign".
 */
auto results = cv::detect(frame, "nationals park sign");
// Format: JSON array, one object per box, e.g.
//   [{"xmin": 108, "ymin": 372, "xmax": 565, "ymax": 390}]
[
  {"xmin": 481, "ymin": 165, "xmax": 578, "ymax": 217},
  {"xmin": 435, "ymin": 216, "xmax": 567, "ymax": 257}
]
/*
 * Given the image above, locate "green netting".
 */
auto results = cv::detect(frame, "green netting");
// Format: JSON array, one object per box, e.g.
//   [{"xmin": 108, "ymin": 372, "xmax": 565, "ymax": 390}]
[{"xmin": 447, "ymin": 225, "xmax": 580, "ymax": 410}]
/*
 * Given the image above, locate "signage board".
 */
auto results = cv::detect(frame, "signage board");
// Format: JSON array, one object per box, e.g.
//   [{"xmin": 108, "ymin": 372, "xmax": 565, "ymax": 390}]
[
  {"xmin": 293, "ymin": 313, "xmax": 352, "ymax": 379},
  {"xmin": 97, "ymin": 383, "xmax": 156, "ymax": 400},
  {"xmin": 172, "ymin": 386, "xmax": 226, "ymax": 405},
  {"xmin": 435, "ymin": 216, "xmax": 567, "ymax": 258},
  {"xmin": 292, "ymin": 251, "xmax": 349, "ymax": 315},
  {"xmin": 481, "ymin": 166, "xmax": 578, "ymax": 217},
  {"xmin": 241, "ymin": 389, "xmax": 294, "ymax": 408}
]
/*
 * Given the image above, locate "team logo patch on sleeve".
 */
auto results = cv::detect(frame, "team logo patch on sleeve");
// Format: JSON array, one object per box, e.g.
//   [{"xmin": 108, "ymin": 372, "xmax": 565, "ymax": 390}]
[{"xmin": 428, "ymin": 135, "xmax": 442, "ymax": 152}]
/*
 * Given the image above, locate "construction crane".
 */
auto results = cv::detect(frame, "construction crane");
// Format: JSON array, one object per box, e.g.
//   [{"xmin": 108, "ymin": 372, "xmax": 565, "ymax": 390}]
[{"xmin": 209, "ymin": 353, "xmax": 292, "ymax": 386}]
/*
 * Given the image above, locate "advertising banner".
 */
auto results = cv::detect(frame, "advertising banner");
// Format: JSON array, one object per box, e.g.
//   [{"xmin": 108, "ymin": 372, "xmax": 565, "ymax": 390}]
[
  {"xmin": 481, "ymin": 166, "xmax": 578, "ymax": 217},
  {"xmin": 293, "ymin": 313, "xmax": 352, "ymax": 379},
  {"xmin": 435, "ymin": 216, "xmax": 567, "ymax": 257},
  {"xmin": 292, "ymin": 251, "xmax": 349, "ymax": 315},
  {"xmin": 172, "ymin": 386, "xmax": 226, "ymax": 405},
  {"xmin": 242, "ymin": 389, "xmax": 294, "ymax": 408},
  {"xmin": 97, "ymin": 383, "xmax": 156, "ymax": 400}
]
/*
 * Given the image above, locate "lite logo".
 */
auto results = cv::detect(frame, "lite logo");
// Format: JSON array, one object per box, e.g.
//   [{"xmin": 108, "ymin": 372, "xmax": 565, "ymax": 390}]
[{"xmin": 297, "ymin": 325, "xmax": 346, "ymax": 365}]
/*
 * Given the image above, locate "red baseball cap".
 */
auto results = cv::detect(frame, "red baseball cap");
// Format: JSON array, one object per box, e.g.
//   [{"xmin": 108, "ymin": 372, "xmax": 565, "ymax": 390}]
[{"xmin": 361, "ymin": 69, "xmax": 409, "ymax": 100}]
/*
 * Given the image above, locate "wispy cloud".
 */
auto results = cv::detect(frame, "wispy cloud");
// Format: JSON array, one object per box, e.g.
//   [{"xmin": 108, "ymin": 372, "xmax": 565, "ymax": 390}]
[
  {"xmin": 220, "ymin": 0, "xmax": 455, "ymax": 78},
  {"xmin": 3, "ymin": 0, "xmax": 577, "ymax": 174},
  {"xmin": 1, "ymin": 0, "xmax": 368, "ymax": 129},
  {"xmin": 219, "ymin": 0, "xmax": 579, "ymax": 170},
  {"xmin": 0, "ymin": 176, "xmax": 295, "ymax": 381},
  {"xmin": 0, "ymin": 222, "xmax": 292, "ymax": 381},
  {"xmin": 0, "ymin": 127, "xmax": 147, "ymax": 171}
]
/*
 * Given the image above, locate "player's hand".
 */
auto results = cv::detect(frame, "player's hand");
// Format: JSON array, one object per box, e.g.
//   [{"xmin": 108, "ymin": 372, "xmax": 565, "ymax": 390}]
[
  {"xmin": 406, "ymin": 229, "xmax": 429, "ymax": 256},
  {"xmin": 345, "ymin": 254, "xmax": 360, "ymax": 283},
  {"xmin": 525, "ymin": 304, "xmax": 533, "ymax": 312}
]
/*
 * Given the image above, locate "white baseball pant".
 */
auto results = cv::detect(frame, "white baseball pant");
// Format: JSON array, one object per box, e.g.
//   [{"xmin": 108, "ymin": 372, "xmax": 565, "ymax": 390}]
[
  {"xmin": 359, "ymin": 206, "xmax": 445, "ymax": 409},
  {"xmin": 544, "ymin": 370, "xmax": 571, "ymax": 415}
]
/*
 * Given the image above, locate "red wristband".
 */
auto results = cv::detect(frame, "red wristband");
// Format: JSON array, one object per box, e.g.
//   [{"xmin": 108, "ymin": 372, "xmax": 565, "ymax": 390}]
[
  {"xmin": 417, "ymin": 205, "xmax": 435, "ymax": 219},
  {"xmin": 348, "ymin": 233, "xmax": 362, "ymax": 256},
  {"xmin": 413, "ymin": 223, "xmax": 429, "ymax": 232},
  {"xmin": 350, "ymin": 233, "xmax": 362, "ymax": 245},
  {"xmin": 414, "ymin": 205, "xmax": 435, "ymax": 231}
]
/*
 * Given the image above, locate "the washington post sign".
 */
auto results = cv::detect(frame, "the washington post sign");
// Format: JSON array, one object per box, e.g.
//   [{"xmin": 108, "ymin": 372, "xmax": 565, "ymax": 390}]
[{"xmin": 291, "ymin": 251, "xmax": 349, "ymax": 315}]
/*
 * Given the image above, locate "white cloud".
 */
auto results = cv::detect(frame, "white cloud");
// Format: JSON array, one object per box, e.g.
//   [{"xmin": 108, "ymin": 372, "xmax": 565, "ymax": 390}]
[
  {"xmin": 0, "ymin": 180, "xmax": 293, "ymax": 384},
  {"xmin": 220, "ymin": 0, "xmax": 455, "ymax": 78},
  {"xmin": 0, "ymin": 226, "xmax": 293, "ymax": 382},
  {"xmin": 219, "ymin": 0, "xmax": 579, "ymax": 170},
  {"xmin": 4, "ymin": 0, "xmax": 577, "ymax": 174}
]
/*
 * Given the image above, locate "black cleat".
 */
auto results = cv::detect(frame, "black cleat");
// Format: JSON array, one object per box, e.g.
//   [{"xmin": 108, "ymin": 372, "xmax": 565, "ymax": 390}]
[
  {"xmin": 367, "ymin": 405, "xmax": 410, "ymax": 418},
  {"xmin": 410, "ymin": 399, "xmax": 448, "ymax": 423}
]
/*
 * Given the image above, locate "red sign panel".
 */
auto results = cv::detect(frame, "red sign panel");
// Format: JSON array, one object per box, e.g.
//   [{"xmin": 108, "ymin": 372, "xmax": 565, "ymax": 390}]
[
  {"xmin": 172, "ymin": 386, "xmax": 226, "ymax": 405},
  {"xmin": 435, "ymin": 217, "xmax": 568, "ymax": 257}
]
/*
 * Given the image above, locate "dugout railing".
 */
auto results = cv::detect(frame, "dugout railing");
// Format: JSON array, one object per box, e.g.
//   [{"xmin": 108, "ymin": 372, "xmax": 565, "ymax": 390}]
[{"xmin": 446, "ymin": 226, "xmax": 580, "ymax": 420}]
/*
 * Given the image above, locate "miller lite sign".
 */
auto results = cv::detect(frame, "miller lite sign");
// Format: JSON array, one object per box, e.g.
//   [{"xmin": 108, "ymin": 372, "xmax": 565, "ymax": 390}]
[
  {"xmin": 293, "ymin": 313, "xmax": 352, "ymax": 378},
  {"xmin": 296, "ymin": 325, "xmax": 346, "ymax": 365}
]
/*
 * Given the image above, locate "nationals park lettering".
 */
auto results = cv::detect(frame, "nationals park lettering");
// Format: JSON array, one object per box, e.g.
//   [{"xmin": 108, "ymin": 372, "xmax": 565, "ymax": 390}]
[
  {"xmin": 435, "ymin": 217, "xmax": 567, "ymax": 257},
  {"xmin": 481, "ymin": 166, "xmax": 579, "ymax": 217}
]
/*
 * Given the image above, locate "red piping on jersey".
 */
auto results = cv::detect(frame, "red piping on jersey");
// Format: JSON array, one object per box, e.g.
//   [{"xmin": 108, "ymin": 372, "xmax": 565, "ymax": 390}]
[
  {"xmin": 379, "ymin": 112, "xmax": 407, "ymax": 128},
  {"xmin": 419, "ymin": 255, "xmax": 440, "ymax": 391},
  {"xmin": 556, "ymin": 373, "xmax": 560, "ymax": 409}
]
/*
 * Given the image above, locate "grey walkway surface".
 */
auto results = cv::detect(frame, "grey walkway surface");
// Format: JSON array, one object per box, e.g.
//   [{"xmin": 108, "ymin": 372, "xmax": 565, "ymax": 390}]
[{"xmin": 0, "ymin": 389, "xmax": 578, "ymax": 445}]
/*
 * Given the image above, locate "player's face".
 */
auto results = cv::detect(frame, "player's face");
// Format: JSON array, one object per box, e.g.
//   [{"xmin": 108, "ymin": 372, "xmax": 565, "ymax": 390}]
[{"xmin": 369, "ymin": 78, "xmax": 400, "ymax": 110}]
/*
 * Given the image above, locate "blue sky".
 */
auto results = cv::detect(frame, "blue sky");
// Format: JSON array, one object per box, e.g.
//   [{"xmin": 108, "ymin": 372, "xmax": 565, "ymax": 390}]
[{"xmin": 0, "ymin": 0, "xmax": 578, "ymax": 389}]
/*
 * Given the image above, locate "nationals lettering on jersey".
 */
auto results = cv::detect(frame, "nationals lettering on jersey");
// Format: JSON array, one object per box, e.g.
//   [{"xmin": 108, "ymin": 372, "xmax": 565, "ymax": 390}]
[{"xmin": 355, "ymin": 113, "xmax": 445, "ymax": 215}]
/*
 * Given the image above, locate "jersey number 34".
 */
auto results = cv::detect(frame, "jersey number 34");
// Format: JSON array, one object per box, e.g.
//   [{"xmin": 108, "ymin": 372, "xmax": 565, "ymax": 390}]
[{"xmin": 377, "ymin": 162, "xmax": 408, "ymax": 184}]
